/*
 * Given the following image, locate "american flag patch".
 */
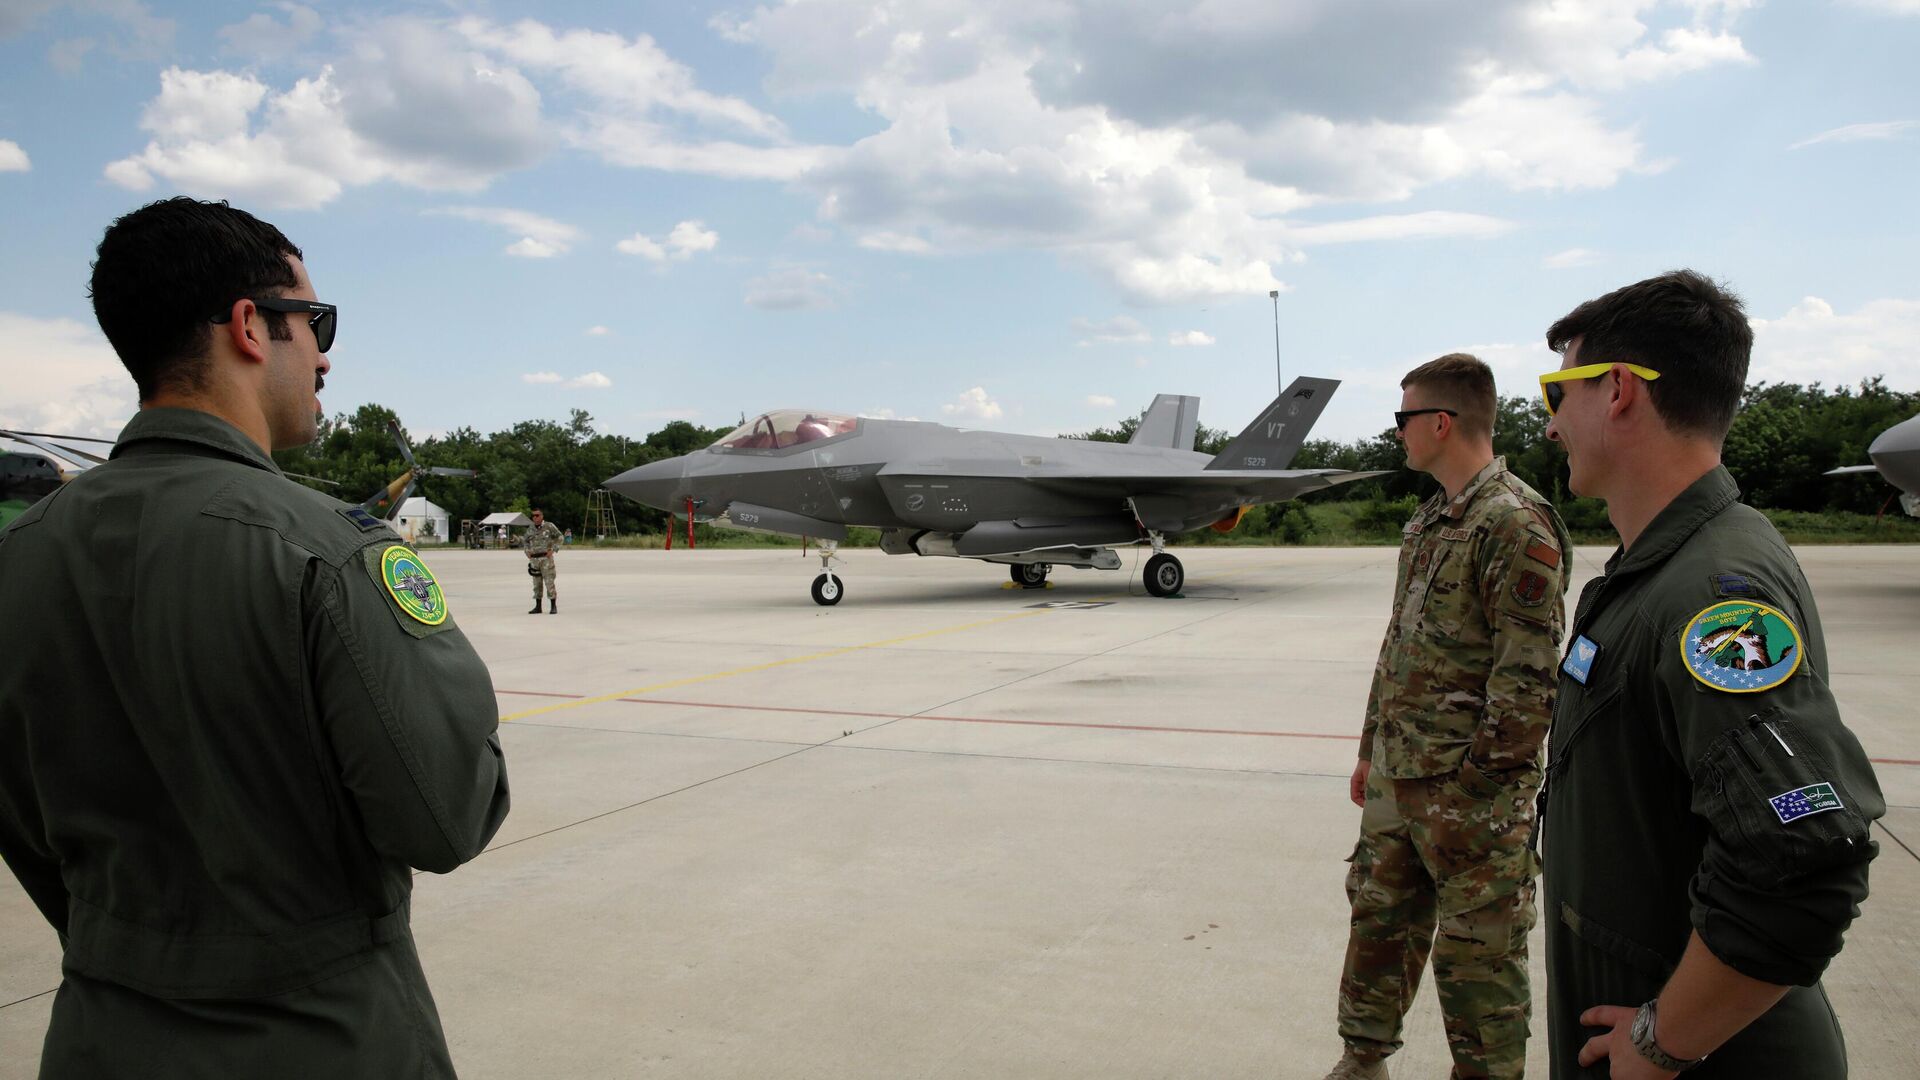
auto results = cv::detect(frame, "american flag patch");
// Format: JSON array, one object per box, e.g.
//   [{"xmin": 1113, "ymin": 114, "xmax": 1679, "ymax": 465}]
[
  {"xmin": 1525, "ymin": 536, "xmax": 1560, "ymax": 569},
  {"xmin": 1769, "ymin": 783, "xmax": 1844, "ymax": 824}
]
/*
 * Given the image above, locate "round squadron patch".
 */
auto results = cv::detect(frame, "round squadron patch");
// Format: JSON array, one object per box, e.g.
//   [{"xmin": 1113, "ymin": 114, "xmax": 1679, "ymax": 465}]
[
  {"xmin": 1680, "ymin": 599, "xmax": 1802, "ymax": 693},
  {"xmin": 378, "ymin": 545, "xmax": 448, "ymax": 626}
]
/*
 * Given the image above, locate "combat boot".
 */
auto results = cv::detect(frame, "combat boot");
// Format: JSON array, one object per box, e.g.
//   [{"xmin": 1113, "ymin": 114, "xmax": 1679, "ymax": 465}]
[
  {"xmin": 528, "ymin": 599, "xmax": 541, "ymax": 614},
  {"xmin": 1320, "ymin": 1051, "xmax": 1389, "ymax": 1080},
  {"xmin": 548, "ymin": 598, "xmax": 556, "ymax": 614}
]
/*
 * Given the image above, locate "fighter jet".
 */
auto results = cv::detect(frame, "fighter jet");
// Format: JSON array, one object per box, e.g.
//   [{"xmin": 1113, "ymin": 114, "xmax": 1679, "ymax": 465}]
[
  {"xmin": 1826, "ymin": 412, "xmax": 1920, "ymax": 517},
  {"xmin": 605, "ymin": 377, "xmax": 1383, "ymax": 605}
]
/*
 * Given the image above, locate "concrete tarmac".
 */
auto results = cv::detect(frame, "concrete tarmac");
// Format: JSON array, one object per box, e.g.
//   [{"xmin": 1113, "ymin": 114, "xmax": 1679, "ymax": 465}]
[{"xmin": 2, "ymin": 544, "xmax": 1915, "ymax": 1078}]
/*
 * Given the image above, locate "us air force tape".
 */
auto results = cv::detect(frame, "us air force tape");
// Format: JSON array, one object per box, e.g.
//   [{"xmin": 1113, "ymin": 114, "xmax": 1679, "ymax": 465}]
[{"xmin": 1680, "ymin": 599, "xmax": 1802, "ymax": 693}]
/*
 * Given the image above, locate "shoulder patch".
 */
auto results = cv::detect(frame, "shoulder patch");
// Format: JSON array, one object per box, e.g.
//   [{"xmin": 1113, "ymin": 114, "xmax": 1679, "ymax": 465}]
[
  {"xmin": 339, "ymin": 506, "xmax": 391, "ymax": 533},
  {"xmin": 1680, "ymin": 599, "xmax": 1803, "ymax": 693},
  {"xmin": 1524, "ymin": 534, "xmax": 1561, "ymax": 569},
  {"xmin": 363, "ymin": 543, "xmax": 452, "ymax": 634},
  {"xmin": 1513, "ymin": 570, "xmax": 1550, "ymax": 607}
]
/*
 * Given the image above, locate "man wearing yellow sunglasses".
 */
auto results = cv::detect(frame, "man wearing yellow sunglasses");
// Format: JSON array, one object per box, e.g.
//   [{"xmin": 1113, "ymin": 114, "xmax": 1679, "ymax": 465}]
[{"xmin": 1535, "ymin": 271, "xmax": 1883, "ymax": 1078}]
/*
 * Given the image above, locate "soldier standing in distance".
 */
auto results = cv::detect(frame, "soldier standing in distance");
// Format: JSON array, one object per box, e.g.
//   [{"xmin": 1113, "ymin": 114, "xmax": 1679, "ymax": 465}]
[
  {"xmin": 0, "ymin": 198, "xmax": 509, "ymax": 1078},
  {"xmin": 525, "ymin": 507, "xmax": 562, "ymax": 613},
  {"xmin": 1324, "ymin": 354, "xmax": 1571, "ymax": 1080},
  {"xmin": 1537, "ymin": 271, "xmax": 1882, "ymax": 1077}
]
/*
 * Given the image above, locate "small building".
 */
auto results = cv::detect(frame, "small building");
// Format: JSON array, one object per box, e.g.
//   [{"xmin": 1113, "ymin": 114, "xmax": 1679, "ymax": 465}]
[{"xmin": 395, "ymin": 496, "xmax": 451, "ymax": 544}]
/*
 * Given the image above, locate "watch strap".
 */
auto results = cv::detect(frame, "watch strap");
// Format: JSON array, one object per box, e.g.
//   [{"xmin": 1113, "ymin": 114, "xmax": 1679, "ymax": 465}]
[{"xmin": 1633, "ymin": 1000, "xmax": 1706, "ymax": 1072}]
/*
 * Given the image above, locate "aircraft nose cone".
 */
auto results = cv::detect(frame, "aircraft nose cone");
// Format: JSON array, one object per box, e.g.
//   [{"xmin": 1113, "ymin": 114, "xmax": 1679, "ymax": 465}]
[{"xmin": 605, "ymin": 456, "xmax": 686, "ymax": 510}]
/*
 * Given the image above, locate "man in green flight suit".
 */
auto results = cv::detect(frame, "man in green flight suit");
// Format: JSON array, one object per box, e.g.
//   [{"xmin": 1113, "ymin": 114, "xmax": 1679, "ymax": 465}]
[
  {"xmin": 1536, "ymin": 270, "xmax": 1883, "ymax": 1077},
  {"xmin": 1325, "ymin": 353, "xmax": 1571, "ymax": 1080},
  {"xmin": 0, "ymin": 198, "xmax": 511, "ymax": 1079}
]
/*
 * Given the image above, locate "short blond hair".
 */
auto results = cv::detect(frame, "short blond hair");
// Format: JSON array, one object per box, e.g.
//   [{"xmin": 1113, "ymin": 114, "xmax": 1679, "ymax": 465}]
[{"xmin": 1401, "ymin": 353, "xmax": 1495, "ymax": 439}]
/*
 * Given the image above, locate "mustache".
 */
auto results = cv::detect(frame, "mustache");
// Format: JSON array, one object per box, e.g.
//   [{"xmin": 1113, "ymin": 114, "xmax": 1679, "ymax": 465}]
[{"xmin": 315, "ymin": 372, "xmax": 325, "ymax": 393}]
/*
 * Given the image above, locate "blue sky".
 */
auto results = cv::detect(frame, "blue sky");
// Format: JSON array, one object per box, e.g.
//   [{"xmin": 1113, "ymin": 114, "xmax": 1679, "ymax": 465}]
[{"xmin": 2, "ymin": 0, "xmax": 1917, "ymax": 449}]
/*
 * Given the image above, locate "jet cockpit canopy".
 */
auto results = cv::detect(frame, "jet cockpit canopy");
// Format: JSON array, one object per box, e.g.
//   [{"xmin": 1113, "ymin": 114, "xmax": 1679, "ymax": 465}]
[{"xmin": 713, "ymin": 410, "xmax": 859, "ymax": 451}]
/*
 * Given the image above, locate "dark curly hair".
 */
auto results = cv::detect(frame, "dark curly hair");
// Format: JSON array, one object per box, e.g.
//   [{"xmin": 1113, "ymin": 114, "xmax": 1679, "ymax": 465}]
[{"xmin": 89, "ymin": 197, "xmax": 303, "ymax": 400}]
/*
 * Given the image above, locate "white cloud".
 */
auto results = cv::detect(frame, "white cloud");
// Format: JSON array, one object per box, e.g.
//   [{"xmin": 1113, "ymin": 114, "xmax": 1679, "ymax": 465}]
[
  {"xmin": 0, "ymin": 140, "xmax": 28, "ymax": 172},
  {"xmin": 1073, "ymin": 315, "xmax": 1151, "ymax": 346},
  {"xmin": 217, "ymin": 3, "xmax": 320, "ymax": 58},
  {"xmin": 0, "ymin": 312, "xmax": 138, "ymax": 438},
  {"xmin": 717, "ymin": 1, "xmax": 1747, "ymax": 304},
  {"xmin": 585, "ymin": 325, "xmax": 611, "ymax": 336},
  {"xmin": 105, "ymin": 21, "xmax": 551, "ymax": 209},
  {"xmin": 744, "ymin": 267, "xmax": 842, "ymax": 311},
  {"xmin": 1748, "ymin": 296, "xmax": 1920, "ymax": 386},
  {"xmin": 431, "ymin": 206, "xmax": 581, "ymax": 258},
  {"xmin": 1169, "ymin": 330, "xmax": 1215, "ymax": 347},
  {"xmin": 942, "ymin": 386, "xmax": 1004, "ymax": 422},
  {"xmin": 1544, "ymin": 247, "xmax": 1601, "ymax": 269},
  {"xmin": 1789, "ymin": 120, "xmax": 1918, "ymax": 150},
  {"xmin": 47, "ymin": 37, "xmax": 93, "ymax": 74},
  {"xmin": 617, "ymin": 219, "xmax": 718, "ymax": 261},
  {"xmin": 12, "ymin": 1, "xmax": 173, "ymax": 67},
  {"xmin": 454, "ymin": 16, "xmax": 824, "ymax": 181},
  {"xmin": 521, "ymin": 370, "xmax": 610, "ymax": 389},
  {"xmin": 1086, "ymin": 394, "xmax": 1117, "ymax": 408},
  {"xmin": 855, "ymin": 231, "xmax": 932, "ymax": 253}
]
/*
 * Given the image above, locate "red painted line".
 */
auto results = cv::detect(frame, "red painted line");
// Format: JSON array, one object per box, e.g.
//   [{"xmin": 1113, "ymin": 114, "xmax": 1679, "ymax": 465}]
[{"xmin": 493, "ymin": 689, "xmax": 1920, "ymax": 762}]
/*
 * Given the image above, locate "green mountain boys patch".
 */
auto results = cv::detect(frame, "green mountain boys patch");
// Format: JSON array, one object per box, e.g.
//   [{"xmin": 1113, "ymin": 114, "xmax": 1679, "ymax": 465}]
[
  {"xmin": 367, "ymin": 544, "xmax": 449, "ymax": 631},
  {"xmin": 1680, "ymin": 599, "xmax": 1802, "ymax": 693}
]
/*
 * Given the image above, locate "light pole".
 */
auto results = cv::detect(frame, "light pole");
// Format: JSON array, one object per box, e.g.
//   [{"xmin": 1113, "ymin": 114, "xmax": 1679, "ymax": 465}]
[{"xmin": 1268, "ymin": 289, "xmax": 1282, "ymax": 395}]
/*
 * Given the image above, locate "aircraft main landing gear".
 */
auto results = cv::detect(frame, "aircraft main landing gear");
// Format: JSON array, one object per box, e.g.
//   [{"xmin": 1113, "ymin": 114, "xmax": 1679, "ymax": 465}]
[
  {"xmin": 811, "ymin": 541, "xmax": 843, "ymax": 606},
  {"xmin": 1142, "ymin": 531, "xmax": 1183, "ymax": 597},
  {"xmin": 1011, "ymin": 562, "xmax": 1050, "ymax": 588}
]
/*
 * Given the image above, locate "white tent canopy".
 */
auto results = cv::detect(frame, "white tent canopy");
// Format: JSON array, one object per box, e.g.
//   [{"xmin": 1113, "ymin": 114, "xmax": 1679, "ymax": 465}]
[{"xmin": 480, "ymin": 512, "xmax": 532, "ymax": 528}]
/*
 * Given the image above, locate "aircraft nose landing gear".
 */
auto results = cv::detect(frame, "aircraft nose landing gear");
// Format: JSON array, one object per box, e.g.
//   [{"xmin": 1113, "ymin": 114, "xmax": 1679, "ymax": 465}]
[{"xmin": 810, "ymin": 540, "xmax": 843, "ymax": 606}]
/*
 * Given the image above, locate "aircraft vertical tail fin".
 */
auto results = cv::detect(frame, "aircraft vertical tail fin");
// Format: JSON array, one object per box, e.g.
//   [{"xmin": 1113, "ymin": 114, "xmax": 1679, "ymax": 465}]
[
  {"xmin": 1129, "ymin": 394, "xmax": 1200, "ymax": 450},
  {"xmin": 1204, "ymin": 377, "xmax": 1340, "ymax": 470}
]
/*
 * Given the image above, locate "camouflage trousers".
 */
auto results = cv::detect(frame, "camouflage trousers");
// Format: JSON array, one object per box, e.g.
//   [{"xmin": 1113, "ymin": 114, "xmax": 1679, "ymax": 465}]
[
  {"xmin": 530, "ymin": 555, "xmax": 556, "ymax": 599},
  {"xmin": 1338, "ymin": 759, "xmax": 1539, "ymax": 1079}
]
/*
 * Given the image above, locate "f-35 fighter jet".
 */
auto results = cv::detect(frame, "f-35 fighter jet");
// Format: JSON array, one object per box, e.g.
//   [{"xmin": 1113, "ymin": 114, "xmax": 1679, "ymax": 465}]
[
  {"xmin": 606, "ymin": 377, "xmax": 1382, "ymax": 605},
  {"xmin": 1826, "ymin": 412, "xmax": 1920, "ymax": 518}
]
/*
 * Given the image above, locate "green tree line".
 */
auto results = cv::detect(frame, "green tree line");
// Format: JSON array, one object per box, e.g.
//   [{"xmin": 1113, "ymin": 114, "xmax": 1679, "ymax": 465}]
[{"xmin": 271, "ymin": 378, "xmax": 1913, "ymax": 539}]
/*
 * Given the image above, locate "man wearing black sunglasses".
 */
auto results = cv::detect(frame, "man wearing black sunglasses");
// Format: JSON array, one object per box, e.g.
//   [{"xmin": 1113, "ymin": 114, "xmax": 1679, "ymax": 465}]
[
  {"xmin": 1326, "ymin": 354, "xmax": 1570, "ymax": 1080},
  {"xmin": 1537, "ymin": 271, "xmax": 1882, "ymax": 1079},
  {"xmin": 0, "ymin": 198, "xmax": 509, "ymax": 1079}
]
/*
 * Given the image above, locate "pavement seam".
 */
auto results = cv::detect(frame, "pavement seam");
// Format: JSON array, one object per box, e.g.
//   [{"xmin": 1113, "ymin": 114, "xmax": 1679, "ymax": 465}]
[
  {"xmin": 497, "ymin": 607, "xmax": 1056, "ymax": 723},
  {"xmin": 1873, "ymin": 819, "xmax": 1920, "ymax": 864},
  {"xmin": 0, "ymin": 987, "xmax": 54, "ymax": 1012}
]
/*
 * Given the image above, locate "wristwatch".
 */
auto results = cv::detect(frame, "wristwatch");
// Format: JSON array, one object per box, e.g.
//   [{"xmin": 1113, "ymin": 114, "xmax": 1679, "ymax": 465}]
[{"xmin": 1630, "ymin": 999, "xmax": 1706, "ymax": 1072}]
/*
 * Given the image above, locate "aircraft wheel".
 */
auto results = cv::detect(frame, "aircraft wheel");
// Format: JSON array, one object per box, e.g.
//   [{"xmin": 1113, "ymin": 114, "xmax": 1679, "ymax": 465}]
[
  {"xmin": 811, "ymin": 573, "xmax": 844, "ymax": 606},
  {"xmin": 1012, "ymin": 562, "xmax": 1050, "ymax": 588},
  {"xmin": 1144, "ymin": 553, "xmax": 1184, "ymax": 597}
]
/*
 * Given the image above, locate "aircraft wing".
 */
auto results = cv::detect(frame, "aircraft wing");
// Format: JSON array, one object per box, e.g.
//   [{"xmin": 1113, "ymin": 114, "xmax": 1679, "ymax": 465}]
[
  {"xmin": 1029, "ymin": 468, "xmax": 1389, "ymax": 502},
  {"xmin": 1824, "ymin": 464, "xmax": 1881, "ymax": 476}
]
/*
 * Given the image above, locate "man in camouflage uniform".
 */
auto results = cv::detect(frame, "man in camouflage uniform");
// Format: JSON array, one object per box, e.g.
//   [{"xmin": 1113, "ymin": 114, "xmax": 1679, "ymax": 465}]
[
  {"xmin": 1324, "ymin": 354, "xmax": 1571, "ymax": 1080},
  {"xmin": 525, "ymin": 507, "xmax": 562, "ymax": 613}
]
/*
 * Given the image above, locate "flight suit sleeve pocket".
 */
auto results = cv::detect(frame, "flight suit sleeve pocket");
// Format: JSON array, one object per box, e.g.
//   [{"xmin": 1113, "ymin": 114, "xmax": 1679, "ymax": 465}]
[{"xmin": 1691, "ymin": 708, "xmax": 1872, "ymax": 891}]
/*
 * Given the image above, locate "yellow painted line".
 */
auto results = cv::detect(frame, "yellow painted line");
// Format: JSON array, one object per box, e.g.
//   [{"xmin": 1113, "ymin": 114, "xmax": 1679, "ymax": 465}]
[{"xmin": 500, "ymin": 607, "xmax": 1056, "ymax": 723}]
